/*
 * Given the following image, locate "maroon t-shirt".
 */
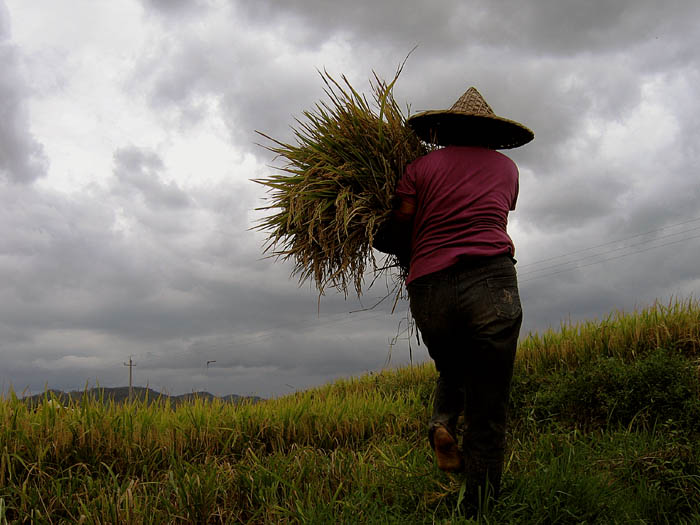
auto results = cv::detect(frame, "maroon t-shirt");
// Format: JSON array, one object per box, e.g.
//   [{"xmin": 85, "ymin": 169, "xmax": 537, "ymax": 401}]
[{"xmin": 396, "ymin": 146, "xmax": 519, "ymax": 283}]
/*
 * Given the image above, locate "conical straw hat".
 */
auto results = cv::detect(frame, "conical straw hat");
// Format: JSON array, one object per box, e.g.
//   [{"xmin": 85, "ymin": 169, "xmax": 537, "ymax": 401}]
[{"xmin": 407, "ymin": 87, "xmax": 534, "ymax": 149}]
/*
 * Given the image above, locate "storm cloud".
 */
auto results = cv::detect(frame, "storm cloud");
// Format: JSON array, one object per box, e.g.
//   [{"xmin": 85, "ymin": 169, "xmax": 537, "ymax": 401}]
[
  {"xmin": 1, "ymin": 0, "xmax": 699, "ymax": 397},
  {"xmin": 0, "ymin": 5, "xmax": 47, "ymax": 183}
]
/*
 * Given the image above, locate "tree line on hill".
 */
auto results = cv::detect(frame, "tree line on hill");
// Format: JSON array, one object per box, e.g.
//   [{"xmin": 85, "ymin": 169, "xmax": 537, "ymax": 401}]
[{"xmin": 20, "ymin": 386, "xmax": 262, "ymax": 408}]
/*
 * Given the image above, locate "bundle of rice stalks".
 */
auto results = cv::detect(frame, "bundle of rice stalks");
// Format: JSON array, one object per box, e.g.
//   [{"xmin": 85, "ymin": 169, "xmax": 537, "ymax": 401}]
[{"xmin": 254, "ymin": 67, "xmax": 429, "ymax": 298}]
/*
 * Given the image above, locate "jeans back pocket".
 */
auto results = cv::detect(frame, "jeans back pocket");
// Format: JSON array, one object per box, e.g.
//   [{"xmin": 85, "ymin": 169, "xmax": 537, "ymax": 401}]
[{"xmin": 486, "ymin": 276, "xmax": 522, "ymax": 320}]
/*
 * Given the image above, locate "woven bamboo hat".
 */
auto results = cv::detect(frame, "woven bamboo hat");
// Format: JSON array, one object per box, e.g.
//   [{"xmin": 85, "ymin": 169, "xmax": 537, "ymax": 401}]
[{"xmin": 407, "ymin": 87, "xmax": 534, "ymax": 149}]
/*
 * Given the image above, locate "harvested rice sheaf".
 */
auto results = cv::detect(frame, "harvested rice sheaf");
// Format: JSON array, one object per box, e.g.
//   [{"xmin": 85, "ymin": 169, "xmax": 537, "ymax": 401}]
[{"xmin": 254, "ymin": 68, "xmax": 429, "ymax": 297}]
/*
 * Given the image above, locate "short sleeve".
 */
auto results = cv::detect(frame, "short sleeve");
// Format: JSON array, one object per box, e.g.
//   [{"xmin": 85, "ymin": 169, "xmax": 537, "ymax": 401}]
[{"xmin": 510, "ymin": 173, "xmax": 519, "ymax": 211}]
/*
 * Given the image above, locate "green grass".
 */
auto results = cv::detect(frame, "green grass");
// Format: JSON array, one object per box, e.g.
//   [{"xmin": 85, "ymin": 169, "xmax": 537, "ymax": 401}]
[{"xmin": 1, "ymin": 297, "xmax": 699, "ymax": 523}]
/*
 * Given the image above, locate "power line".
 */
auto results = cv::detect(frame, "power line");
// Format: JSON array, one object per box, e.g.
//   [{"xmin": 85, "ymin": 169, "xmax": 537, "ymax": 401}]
[
  {"xmin": 190, "ymin": 308, "xmax": 393, "ymax": 357},
  {"xmin": 518, "ymin": 224, "xmax": 700, "ymax": 278},
  {"xmin": 130, "ymin": 306, "xmax": 397, "ymax": 366},
  {"xmin": 137, "ymin": 220, "xmax": 700, "ymax": 360},
  {"xmin": 519, "ymin": 231, "xmax": 700, "ymax": 283},
  {"xmin": 517, "ymin": 216, "xmax": 700, "ymax": 270},
  {"xmin": 132, "ymin": 217, "xmax": 700, "ymax": 364}
]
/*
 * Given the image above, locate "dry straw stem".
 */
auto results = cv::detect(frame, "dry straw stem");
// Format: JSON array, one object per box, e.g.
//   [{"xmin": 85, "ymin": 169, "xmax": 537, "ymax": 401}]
[{"xmin": 253, "ymin": 64, "xmax": 428, "ymax": 297}]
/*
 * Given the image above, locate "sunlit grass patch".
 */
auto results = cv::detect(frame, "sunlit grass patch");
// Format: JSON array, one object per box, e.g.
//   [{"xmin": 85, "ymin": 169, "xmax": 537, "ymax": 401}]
[{"xmin": 518, "ymin": 296, "xmax": 700, "ymax": 373}]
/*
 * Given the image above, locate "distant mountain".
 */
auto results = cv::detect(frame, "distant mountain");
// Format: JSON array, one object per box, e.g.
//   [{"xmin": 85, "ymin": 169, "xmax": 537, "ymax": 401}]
[{"xmin": 21, "ymin": 386, "xmax": 262, "ymax": 408}]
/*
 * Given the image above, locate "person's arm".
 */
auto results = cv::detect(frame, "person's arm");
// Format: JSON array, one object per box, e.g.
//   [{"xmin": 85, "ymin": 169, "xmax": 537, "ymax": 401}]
[
  {"xmin": 394, "ymin": 197, "xmax": 415, "ymax": 269},
  {"xmin": 395, "ymin": 196, "xmax": 416, "ymax": 223},
  {"xmin": 371, "ymin": 196, "xmax": 414, "ymax": 268},
  {"xmin": 373, "ymin": 164, "xmax": 417, "ymax": 268},
  {"xmin": 393, "ymin": 196, "xmax": 415, "ymax": 257}
]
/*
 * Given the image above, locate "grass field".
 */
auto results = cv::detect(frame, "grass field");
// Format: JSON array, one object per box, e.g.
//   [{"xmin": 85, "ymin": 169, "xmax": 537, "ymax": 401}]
[{"xmin": 1, "ymin": 297, "xmax": 699, "ymax": 523}]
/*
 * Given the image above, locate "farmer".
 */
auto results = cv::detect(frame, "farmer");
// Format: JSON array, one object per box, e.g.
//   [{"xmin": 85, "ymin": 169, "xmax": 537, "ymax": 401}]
[{"xmin": 387, "ymin": 87, "xmax": 533, "ymax": 505}]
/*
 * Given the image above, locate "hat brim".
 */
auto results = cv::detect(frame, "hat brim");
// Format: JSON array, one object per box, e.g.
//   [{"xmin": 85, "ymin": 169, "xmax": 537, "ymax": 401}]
[{"xmin": 407, "ymin": 111, "xmax": 534, "ymax": 149}]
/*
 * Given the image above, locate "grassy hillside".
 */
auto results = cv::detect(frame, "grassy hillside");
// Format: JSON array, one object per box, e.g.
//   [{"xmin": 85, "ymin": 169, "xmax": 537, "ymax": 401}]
[{"xmin": 1, "ymin": 297, "xmax": 699, "ymax": 523}]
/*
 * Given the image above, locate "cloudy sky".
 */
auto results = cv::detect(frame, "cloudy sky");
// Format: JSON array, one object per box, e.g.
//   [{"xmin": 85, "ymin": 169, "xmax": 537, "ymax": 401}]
[{"xmin": 2, "ymin": 0, "xmax": 699, "ymax": 398}]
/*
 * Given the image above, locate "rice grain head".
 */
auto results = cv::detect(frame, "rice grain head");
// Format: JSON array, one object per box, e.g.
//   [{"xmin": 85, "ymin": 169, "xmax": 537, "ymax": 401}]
[{"xmin": 253, "ymin": 66, "xmax": 429, "ymax": 297}]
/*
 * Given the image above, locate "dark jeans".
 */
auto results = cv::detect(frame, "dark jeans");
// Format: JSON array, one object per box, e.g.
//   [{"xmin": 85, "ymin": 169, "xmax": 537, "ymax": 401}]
[{"xmin": 407, "ymin": 254, "xmax": 522, "ymax": 501}]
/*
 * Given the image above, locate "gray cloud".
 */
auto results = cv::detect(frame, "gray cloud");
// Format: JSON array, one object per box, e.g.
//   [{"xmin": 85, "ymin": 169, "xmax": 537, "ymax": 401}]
[
  {"xmin": 113, "ymin": 147, "xmax": 192, "ymax": 210},
  {"xmin": 129, "ymin": 21, "xmax": 330, "ymax": 154},
  {"xmin": 3, "ymin": 0, "xmax": 700, "ymax": 398},
  {"xmin": 238, "ymin": 0, "xmax": 700, "ymax": 64},
  {"xmin": 130, "ymin": 0, "xmax": 700, "ymax": 180},
  {"xmin": 141, "ymin": 0, "xmax": 210, "ymax": 17},
  {"xmin": 0, "ymin": 135, "xmax": 400, "ymax": 396},
  {"xmin": 0, "ymin": 1, "xmax": 7, "ymax": 36},
  {"xmin": 469, "ymin": 1, "xmax": 699, "ymax": 57},
  {"xmin": 0, "ymin": 7, "xmax": 48, "ymax": 184}
]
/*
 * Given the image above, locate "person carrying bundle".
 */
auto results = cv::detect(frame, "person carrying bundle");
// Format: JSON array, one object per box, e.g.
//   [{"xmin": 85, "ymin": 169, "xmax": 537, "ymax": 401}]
[{"xmin": 385, "ymin": 87, "xmax": 534, "ymax": 507}]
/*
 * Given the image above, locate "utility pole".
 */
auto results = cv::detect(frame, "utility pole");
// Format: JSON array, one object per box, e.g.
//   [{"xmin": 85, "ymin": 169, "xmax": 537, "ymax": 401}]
[{"xmin": 123, "ymin": 356, "xmax": 136, "ymax": 403}]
